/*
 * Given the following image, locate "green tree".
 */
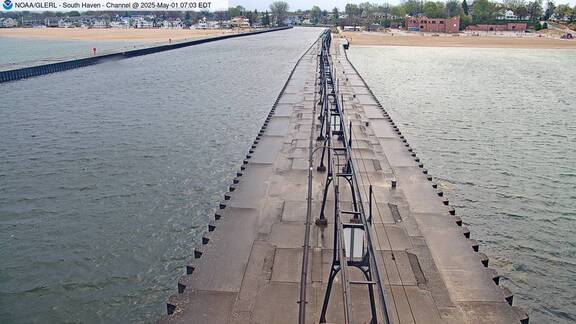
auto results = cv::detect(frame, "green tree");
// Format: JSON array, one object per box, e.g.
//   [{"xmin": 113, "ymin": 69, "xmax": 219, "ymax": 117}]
[
  {"xmin": 554, "ymin": 4, "xmax": 573, "ymax": 20},
  {"xmin": 423, "ymin": 1, "xmax": 446, "ymax": 18},
  {"xmin": 472, "ymin": 0, "xmax": 496, "ymax": 22},
  {"xmin": 462, "ymin": 0, "xmax": 470, "ymax": 15},
  {"xmin": 402, "ymin": 0, "xmax": 423, "ymax": 16},
  {"xmin": 445, "ymin": 0, "xmax": 463, "ymax": 17},
  {"xmin": 391, "ymin": 5, "xmax": 407, "ymax": 18},
  {"xmin": 345, "ymin": 3, "xmax": 361, "ymax": 16},
  {"xmin": 228, "ymin": 5, "xmax": 244, "ymax": 18},
  {"xmin": 262, "ymin": 10, "xmax": 271, "ymax": 26},
  {"xmin": 527, "ymin": 0, "xmax": 543, "ymax": 20},
  {"xmin": 269, "ymin": 1, "xmax": 289, "ymax": 26},
  {"xmin": 460, "ymin": 13, "xmax": 472, "ymax": 28},
  {"xmin": 332, "ymin": 7, "xmax": 340, "ymax": 23},
  {"xmin": 310, "ymin": 5, "xmax": 322, "ymax": 24}
]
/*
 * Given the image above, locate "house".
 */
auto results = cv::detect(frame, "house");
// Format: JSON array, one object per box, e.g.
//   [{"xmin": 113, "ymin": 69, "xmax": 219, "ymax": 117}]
[
  {"xmin": 92, "ymin": 19, "xmax": 109, "ymax": 28},
  {"xmin": 284, "ymin": 15, "xmax": 301, "ymax": 26},
  {"xmin": 504, "ymin": 10, "xmax": 517, "ymax": 20},
  {"xmin": 44, "ymin": 18, "xmax": 59, "ymax": 27},
  {"xmin": 405, "ymin": 16, "xmax": 460, "ymax": 33},
  {"xmin": 58, "ymin": 19, "xmax": 73, "ymax": 28},
  {"xmin": 1, "ymin": 18, "xmax": 19, "ymax": 28},
  {"xmin": 343, "ymin": 26, "xmax": 363, "ymax": 32},
  {"xmin": 110, "ymin": 20, "xmax": 129, "ymax": 29},
  {"xmin": 230, "ymin": 16, "xmax": 250, "ymax": 28},
  {"xmin": 162, "ymin": 19, "xmax": 183, "ymax": 29},
  {"xmin": 132, "ymin": 17, "xmax": 153, "ymax": 29},
  {"xmin": 194, "ymin": 17, "xmax": 220, "ymax": 29}
]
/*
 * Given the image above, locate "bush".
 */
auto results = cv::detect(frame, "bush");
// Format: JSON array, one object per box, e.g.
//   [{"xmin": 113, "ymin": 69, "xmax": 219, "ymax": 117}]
[{"xmin": 535, "ymin": 21, "xmax": 542, "ymax": 30}]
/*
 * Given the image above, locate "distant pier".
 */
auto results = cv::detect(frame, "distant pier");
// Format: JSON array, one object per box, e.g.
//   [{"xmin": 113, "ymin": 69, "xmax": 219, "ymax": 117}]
[
  {"xmin": 0, "ymin": 27, "xmax": 291, "ymax": 84},
  {"xmin": 161, "ymin": 30, "xmax": 528, "ymax": 324}
]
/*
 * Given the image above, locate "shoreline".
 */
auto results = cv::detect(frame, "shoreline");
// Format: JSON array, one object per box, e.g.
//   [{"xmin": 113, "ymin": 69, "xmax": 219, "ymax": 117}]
[{"xmin": 340, "ymin": 31, "xmax": 576, "ymax": 49}]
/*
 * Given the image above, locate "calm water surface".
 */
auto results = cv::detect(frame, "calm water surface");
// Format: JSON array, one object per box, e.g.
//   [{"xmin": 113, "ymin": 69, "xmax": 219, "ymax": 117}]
[
  {"xmin": 348, "ymin": 46, "xmax": 576, "ymax": 324},
  {"xmin": 0, "ymin": 27, "xmax": 323, "ymax": 323},
  {"xmin": 0, "ymin": 37, "xmax": 145, "ymax": 67}
]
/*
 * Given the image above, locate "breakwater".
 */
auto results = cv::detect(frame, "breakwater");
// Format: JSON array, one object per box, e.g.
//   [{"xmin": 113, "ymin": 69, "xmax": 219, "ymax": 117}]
[
  {"xmin": 161, "ymin": 31, "xmax": 529, "ymax": 323},
  {"xmin": 0, "ymin": 27, "xmax": 291, "ymax": 84}
]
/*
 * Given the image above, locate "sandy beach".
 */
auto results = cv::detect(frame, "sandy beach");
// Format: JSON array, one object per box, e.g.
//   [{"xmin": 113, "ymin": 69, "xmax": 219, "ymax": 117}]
[
  {"xmin": 0, "ymin": 28, "xmax": 234, "ymax": 42},
  {"xmin": 340, "ymin": 31, "xmax": 576, "ymax": 49}
]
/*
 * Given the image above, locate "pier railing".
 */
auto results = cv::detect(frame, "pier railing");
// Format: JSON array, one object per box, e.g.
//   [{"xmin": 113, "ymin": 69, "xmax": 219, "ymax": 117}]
[{"xmin": 299, "ymin": 30, "xmax": 392, "ymax": 324}]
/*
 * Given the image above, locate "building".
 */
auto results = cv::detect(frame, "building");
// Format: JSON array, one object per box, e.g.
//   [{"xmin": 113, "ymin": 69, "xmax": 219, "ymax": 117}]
[
  {"xmin": 194, "ymin": 17, "xmax": 221, "ymax": 29},
  {"xmin": 1, "ymin": 18, "xmax": 19, "ymax": 28},
  {"xmin": 161, "ymin": 19, "xmax": 183, "ymax": 29},
  {"xmin": 284, "ymin": 15, "xmax": 301, "ymax": 26},
  {"xmin": 465, "ymin": 23, "xmax": 527, "ymax": 32},
  {"xmin": 132, "ymin": 18, "xmax": 153, "ymax": 29},
  {"xmin": 230, "ymin": 16, "xmax": 250, "ymax": 29},
  {"xmin": 92, "ymin": 19, "xmax": 110, "ymax": 28},
  {"xmin": 405, "ymin": 16, "xmax": 460, "ymax": 33},
  {"xmin": 58, "ymin": 19, "xmax": 73, "ymax": 28}
]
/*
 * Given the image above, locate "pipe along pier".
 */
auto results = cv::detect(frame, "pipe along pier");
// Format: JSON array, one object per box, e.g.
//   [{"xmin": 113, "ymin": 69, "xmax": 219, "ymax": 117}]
[{"xmin": 161, "ymin": 30, "xmax": 529, "ymax": 324}]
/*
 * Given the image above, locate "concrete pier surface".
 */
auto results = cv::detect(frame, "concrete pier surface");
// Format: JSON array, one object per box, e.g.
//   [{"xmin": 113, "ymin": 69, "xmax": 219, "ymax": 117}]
[{"xmin": 161, "ymin": 31, "xmax": 528, "ymax": 324}]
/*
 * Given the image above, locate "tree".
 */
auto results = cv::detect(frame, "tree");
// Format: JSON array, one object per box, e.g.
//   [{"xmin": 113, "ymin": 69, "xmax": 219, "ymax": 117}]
[
  {"xmin": 262, "ymin": 10, "xmax": 271, "ymax": 26},
  {"xmin": 269, "ymin": 1, "xmax": 289, "ymax": 26},
  {"xmin": 391, "ymin": 5, "xmax": 407, "ymax": 18},
  {"xmin": 310, "ymin": 5, "xmax": 322, "ymax": 24},
  {"xmin": 380, "ymin": 3, "xmax": 393, "ymax": 20},
  {"xmin": 544, "ymin": 0, "xmax": 555, "ymax": 20},
  {"xmin": 184, "ymin": 11, "xmax": 192, "ymax": 26},
  {"xmin": 345, "ymin": 3, "xmax": 362, "ymax": 26},
  {"xmin": 554, "ymin": 4, "xmax": 573, "ymax": 20},
  {"xmin": 445, "ymin": 0, "xmax": 463, "ymax": 17},
  {"xmin": 503, "ymin": 0, "xmax": 525, "ymax": 10},
  {"xmin": 345, "ymin": 3, "xmax": 361, "ymax": 16},
  {"xmin": 402, "ymin": 0, "xmax": 423, "ymax": 16},
  {"xmin": 462, "ymin": 0, "xmax": 470, "ymax": 15},
  {"xmin": 423, "ymin": 1, "xmax": 446, "ymax": 18},
  {"xmin": 228, "ymin": 5, "xmax": 244, "ymax": 18},
  {"xmin": 527, "ymin": 0, "xmax": 543, "ymax": 20},
  {"xmin": 332, "ymin": 7, "xmax": 340, "ymax": 23},
  {"xmin": 245, "ymin": 10, "xmax": 258, "ymax": 25},
  {"xmin": 472, "ymin": 0, "xmax": 496, "ymax": 22}
]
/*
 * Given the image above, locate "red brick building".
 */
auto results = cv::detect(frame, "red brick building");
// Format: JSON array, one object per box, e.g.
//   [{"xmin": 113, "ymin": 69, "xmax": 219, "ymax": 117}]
[
  {"xmin": 465, "ymin": 23, "xmax": 528, "ymax": 32},
  {"xmin": 405, "ymin": 16, "xmax": 460, "ymax": 33}
]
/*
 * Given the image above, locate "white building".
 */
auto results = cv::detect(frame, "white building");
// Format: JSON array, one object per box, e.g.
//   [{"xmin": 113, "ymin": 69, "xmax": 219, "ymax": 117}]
[
  {"xmin": 504, "ymin": 10, "xmax": 517, "ymax": 20},
  {"xmin": 1, "ymin": 18, "xmax": 19, "ymax": 28},
  {"xmin": 161, "ymin": 19, "xmax": 183, "ymax": 29},
  {"xmin": 133, "ymin": 18, "xmax": 153, "ymax": 28},
  {"xmin": 194, "ymin": 17, "xmax": 220, "ymax": 29},
  {"xmin": 110, "ymin": 20, "xmax": 129, "ymax": 28},
  {"xmin": 92, "ymin": 19, "xmax": 109, "ymax": 28}
]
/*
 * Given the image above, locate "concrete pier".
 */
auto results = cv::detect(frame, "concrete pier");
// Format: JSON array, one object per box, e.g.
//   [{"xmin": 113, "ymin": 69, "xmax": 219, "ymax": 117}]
[{"xmin": 161, "ymin": 32, "xmax": 528, "ymax": 324}]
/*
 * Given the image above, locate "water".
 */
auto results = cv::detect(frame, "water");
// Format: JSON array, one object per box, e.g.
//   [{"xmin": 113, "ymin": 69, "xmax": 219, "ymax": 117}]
[
  {"xmin": 0, "ymin": 37, "xmax": 146, "ymax": 67},
  {"xmin": 348, "ymin": 45, "xmax": 576, "ymax": 323},
  {"xmin": 0, "ymin": 27, "xmax": 324, "ymax": 323}
]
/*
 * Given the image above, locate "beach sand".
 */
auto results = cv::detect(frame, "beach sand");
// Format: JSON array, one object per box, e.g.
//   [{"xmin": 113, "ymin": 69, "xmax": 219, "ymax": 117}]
[
  {"xmin": 0, "ymin": 28, "xmax": 234, "ymax": 42},
  {"xmin": 340, "ymin": 31, "xmax": 576, "ymax": 49}
]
